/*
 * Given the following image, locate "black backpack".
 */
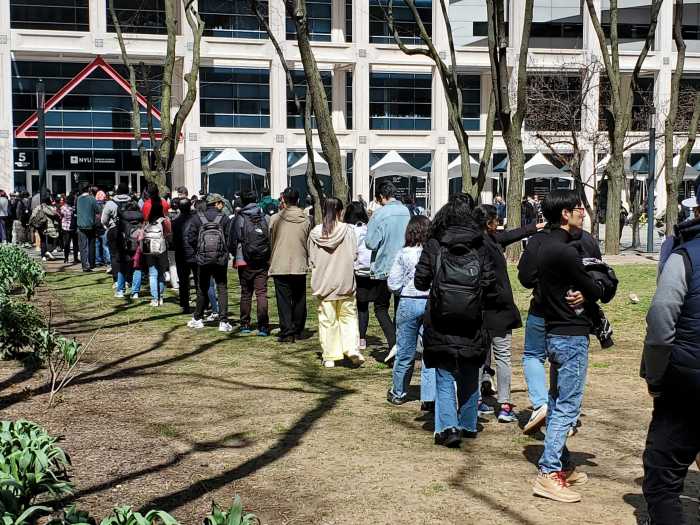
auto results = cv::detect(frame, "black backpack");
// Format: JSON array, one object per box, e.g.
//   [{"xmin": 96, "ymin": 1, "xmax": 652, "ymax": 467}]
[
  {"xmin": 196, "ymin": 212, "xmax": 228, "ymax": 266},
  {"xmin": 118, "ymin": 209, "xmax": 141, "ymax": 255},
  {"xmin": 241, "ymin": 212, "xmax": 271, "ymax": 265},
  {"xmin": 430, "ymin": 246, "xmax": 484, "ymax": 329}
]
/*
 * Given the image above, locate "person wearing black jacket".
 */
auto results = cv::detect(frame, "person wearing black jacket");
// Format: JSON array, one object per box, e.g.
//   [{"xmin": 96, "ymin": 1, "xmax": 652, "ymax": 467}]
[
  {"xmin": 185, "ymin": 193, "xmax": 234, "ymax": 332},
  {"xmin": 474, "ymin": 204, "xmax": 541, "ymax": 423},
  {"xmin": 530, "ymin": 189, "xmax": 603, "ymax": 503},
  {"xmin": 414, "ymin": 194, "xmax": 496, "ymax": 449},
  {"xmin": 172, "ymin": 197, "xmax": 194, "ymax": 314},
  {"xmin": 518, "ymin": 217, "xmax": 601, "ymax": 435}
]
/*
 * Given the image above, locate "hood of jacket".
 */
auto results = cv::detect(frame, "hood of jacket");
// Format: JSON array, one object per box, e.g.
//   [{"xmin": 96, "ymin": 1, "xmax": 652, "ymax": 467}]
[
  {"xmin": 438, "ymin": 224, "xmax": 483, "ymax": 250},
  {"xmin": 241, "ymin": 203, "xmax": 263, "ymax": 218},
  {"xmin": 279, "ymin": 206, "xmax": 307, "ymax": 224},
  {"xmin": 309, "ymin": 222, "xmax": 349, "ymax": 250},
  {"xmin": 677, "ymin": 216, "xmax": 700, "ymax": 243},
  {"xmin": 113, "ymin": 194, "xmax": 132, "ymax": 205}
]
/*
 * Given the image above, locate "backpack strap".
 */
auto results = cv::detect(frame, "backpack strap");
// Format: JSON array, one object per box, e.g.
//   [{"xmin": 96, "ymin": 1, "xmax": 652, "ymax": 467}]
[
  {"xmin": 198, "ymin": 212, "xmax": 210, "ymax": 225},
  {"xmin": 213, "ymin": 215, "xmax": 223, "ymax": 225}
]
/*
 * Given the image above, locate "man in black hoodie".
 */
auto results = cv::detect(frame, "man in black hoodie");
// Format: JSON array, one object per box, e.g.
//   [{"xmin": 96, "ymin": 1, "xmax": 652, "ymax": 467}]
[
  {"xmin": 172, "ymin": 197, "xmax": 194, "ymax": 314},
  {"xmin": 530, "ymin": 189, "xmax": 602, "ymax": 503}
]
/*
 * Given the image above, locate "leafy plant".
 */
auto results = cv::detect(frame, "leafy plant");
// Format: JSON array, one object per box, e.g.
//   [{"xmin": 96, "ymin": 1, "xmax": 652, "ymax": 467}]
[
  {"xmin": 0, "ymin": 491, "xmax": 50, "ymax": 525},
  {"xmin": 203, "ymin": 498, "xmax": 259, "ymax": 525},
  {"xmin": 99, "ymin": 506, "xmax": 179, "ymax": 525},
  {"xmin": 0, "ymin": 420, "xmax": 72, "ymax": 508},
  {"xmin": 47, "ymin": 505, "xmax": 96, "ymax": 525},
  {"xmin": 0, "ymin": 299, "xmax": 45, "ymax": 359},
  {"xmin": 0, "ymin": 246, "xmax": 44, "ymax": 299}
]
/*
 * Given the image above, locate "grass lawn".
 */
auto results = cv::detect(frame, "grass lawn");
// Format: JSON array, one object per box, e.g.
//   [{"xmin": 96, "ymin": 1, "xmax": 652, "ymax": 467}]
[{"xmin": 1, "ymin": 262, "xmax": 697, "ymax": 524}]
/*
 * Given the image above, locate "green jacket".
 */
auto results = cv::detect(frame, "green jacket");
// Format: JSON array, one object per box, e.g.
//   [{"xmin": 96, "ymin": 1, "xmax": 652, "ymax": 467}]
[{"xmin": 76, "ymin": 193, "xmax": 99, "ymax": 230}]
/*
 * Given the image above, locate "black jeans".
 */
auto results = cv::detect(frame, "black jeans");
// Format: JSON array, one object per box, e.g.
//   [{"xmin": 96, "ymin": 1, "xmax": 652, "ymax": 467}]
[
  {"xmin": 176, "ymin": 257, "xmax": 194, "ymax": 310},
  {"xmin": 643, "ymin": 389, "xmax": 700, "ymax": 525},
  {"xmin": 238, "ymin": 267, "xmax": 269, "ymax": 330},
  {"xmin": 63, "ymin": 230, "xmax": 78, "ymax": 262},
  {"xmin": 78, "ymin": 228, "xmax": 96, "ymax": 270},
  {"xmin": 373, "ymin": 279, "xmax": 396, "ymax": 348},
  {"xmin": 357, "ymin": 301, "xmax": 369, "ymax": 339},
  {"xmin": 195, "ymin": 265, "xmax": 228, "ymax": 322},
  {"xmin": 273, "ymin": 275, "xmax": 307, "ymax": 338}
]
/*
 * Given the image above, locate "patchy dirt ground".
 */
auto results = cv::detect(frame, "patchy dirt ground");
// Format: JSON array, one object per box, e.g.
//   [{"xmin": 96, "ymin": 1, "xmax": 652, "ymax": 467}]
[{"xmin": 1, "ymin": 262, "xmax": 697, "ymax": 524}]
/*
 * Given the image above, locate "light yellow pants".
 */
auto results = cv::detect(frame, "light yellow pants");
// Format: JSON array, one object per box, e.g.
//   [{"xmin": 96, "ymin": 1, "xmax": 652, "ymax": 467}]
[{"xmin": 317, "ymin": 297, "xmax": 360, "ymax": 361}]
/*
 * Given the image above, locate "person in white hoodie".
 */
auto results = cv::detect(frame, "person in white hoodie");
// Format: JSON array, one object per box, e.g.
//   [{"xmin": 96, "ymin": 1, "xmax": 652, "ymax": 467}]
[
  {"xmin": 308, "ymin": 198, "xmax": 365, "ymax": 368},
  {"xmin": 344, "ymin": 202, "xmax": 372, "ymax": 351},
  {"xmin": 386, "ymin": 215, "xmax": 435, "ymax": 407}
]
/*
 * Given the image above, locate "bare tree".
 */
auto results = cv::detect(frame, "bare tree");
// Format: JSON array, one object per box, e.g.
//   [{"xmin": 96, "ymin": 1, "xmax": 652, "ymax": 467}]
[
  {"xmin": 584, "ymin": 0, "xmax": 663, "ymax": 254},
  {"xmin": 249, "ymin": 0, "xmax": 324, "ymax": 223},
  {"xmin": 109, "ymin": 0, "xmax": 204, "ymax": 192},
  {"xmin": 664, "ymin": 0, "xmax": 700, "ymax": 235},
  {"xmin": 487, "ymin": 0, "xmax": 534, "ymax": 259},
  {"xmin": 384, "ymin": 0, "xmax": 496, "ymax": 198}
]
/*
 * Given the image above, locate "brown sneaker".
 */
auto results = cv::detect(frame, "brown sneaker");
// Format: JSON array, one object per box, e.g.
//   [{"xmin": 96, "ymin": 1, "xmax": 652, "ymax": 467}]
[
  {"xmin": 533, "ymin": 471, "xmax": 581, "ymax": 502},
  {"xmin": 563, "ymin": 468, "xmax": 588, "ymax": 486}
]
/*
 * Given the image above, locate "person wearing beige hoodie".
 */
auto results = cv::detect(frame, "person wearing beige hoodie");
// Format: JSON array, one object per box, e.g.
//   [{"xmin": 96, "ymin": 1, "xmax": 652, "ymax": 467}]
[{"xmin": 308, "ymin": 198, "xmax": 365, "ymax": 368}]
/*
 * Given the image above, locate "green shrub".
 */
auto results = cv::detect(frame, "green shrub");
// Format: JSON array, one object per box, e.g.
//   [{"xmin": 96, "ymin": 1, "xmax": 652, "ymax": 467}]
[
  {"xmin": 48, "ymin": 505, "xmax": 96, "ymax": 525},
  {"xmin": 0, "ymin": 246, "xmax": 44, "ymax": 299},
  {"xmin": 0, "ymin": 299, "xmax": 45, "ymax": 359},
  {"xmin": 203, "ymin": 499, "xmax": 259, "ymax": 525},
  {"xmin": 0, "ymin": 420, "xmax": 72, "ymax": 508},
  {"xmin": 99, "ymin": 507, "xmax": 179, "ymax": 525}
]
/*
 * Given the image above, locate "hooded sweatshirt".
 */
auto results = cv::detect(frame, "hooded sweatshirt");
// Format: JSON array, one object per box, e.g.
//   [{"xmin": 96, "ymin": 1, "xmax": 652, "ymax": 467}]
[
  {"xmin": 308, "ymin": 221, "xmax": 357, "ymax": 301},
  {"xmin": 269, "ymin": 206, "xmax": 311, "ymax": 275},
  {"xmin": 101, "ymin": 194, "xmax": 134, "ymax": 230}
]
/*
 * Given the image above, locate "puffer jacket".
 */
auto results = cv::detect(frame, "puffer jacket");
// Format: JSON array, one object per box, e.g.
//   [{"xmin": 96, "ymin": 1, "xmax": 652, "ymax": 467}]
[{"xmin": 414, "ymin": 223, "xmax": 496, "ymax": 371}]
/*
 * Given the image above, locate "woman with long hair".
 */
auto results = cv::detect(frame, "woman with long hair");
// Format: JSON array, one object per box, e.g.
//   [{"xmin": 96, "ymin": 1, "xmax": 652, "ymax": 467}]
[
  {"xmin": 140, "ymin": 192, "xmax": 172, "ymax": 306},
  {"xmin": 414, "ymin": 193, "xmax": 495, "ymax": 448},
  {"xmin": 387, "ymin": 215, "xmax": 435, "ymax": 409},
  {"xmin": 344, "ymin": 201, "xmax": 372, "ymax": 351},
  {"xmin": 308, "ymin": 198, "xmax": 365, "ymax": 368}
]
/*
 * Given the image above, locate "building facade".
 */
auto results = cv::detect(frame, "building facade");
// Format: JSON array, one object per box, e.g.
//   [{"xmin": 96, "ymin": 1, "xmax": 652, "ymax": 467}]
[{"xmin": 2, "ymin": 0, "xmax": 700, "ymax": 213}]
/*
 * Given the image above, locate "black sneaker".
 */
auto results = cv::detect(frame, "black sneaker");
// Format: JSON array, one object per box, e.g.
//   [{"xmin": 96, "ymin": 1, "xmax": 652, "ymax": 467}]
[
  {"xmin": 420, "ymin": 401, "xmax": 435, "ymax": 412},
  {"xmin": 461, "ymin": 429, "xmax": 478, "ymax": 439},
  {"xmin": 386, "ymin": 389, "xmax": 407, "ymax": 405},
  {"xmin": 434, "ymin": 428, "xmax": 461, "ymax": 448},
  {"xmin": 278, "ymin": 335, "xmax": 295, "ymax": 343}
]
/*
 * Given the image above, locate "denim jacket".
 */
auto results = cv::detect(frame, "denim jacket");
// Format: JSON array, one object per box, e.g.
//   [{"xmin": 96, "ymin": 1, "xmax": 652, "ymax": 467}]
[{"xmin": 365, "ymin": 199, "xmax": 410, "ymax": 279}]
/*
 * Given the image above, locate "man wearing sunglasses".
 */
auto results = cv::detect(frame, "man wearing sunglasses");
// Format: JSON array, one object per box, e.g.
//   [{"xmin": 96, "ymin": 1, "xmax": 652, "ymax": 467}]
[{"xmin": 531, "ymin": 189, "xmax": 603, "ymax": 503}]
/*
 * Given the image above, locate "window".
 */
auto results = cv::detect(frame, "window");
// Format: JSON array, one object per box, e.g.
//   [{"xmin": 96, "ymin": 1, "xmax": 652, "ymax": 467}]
[
  {"xmin": 12, "ymin": 60, "xmax": 162, "ymax": 140},
  {"xmin": 599, "ymin": 76, "xmax": 654, "ymax": 132},
  {"xmin": 601, "ymin": 0, "xmax": 654, "ymax": 50},
  {"xmin": 287, "ymin": 71, "xmax": 332, "ymax": 129},
  {"xmin": 525, "ymin": 74, "xmax": 582, "ymax": 131},
  {"xmin": 459, "ymin": 75, "xmax": 480, "ymax": 131},
  {"xmin": 677, "ymin": 77, "xmax": 700, "ymax": 132},
  {"xmin": 201, "ymin": 150, "xmax": 270, "ymax": 201},
  {"xmin": 287, "ymin": 0, "xmax": 332, "ymax": 41},
  {"xmin": 530, "ymin": 0, "xmax": 583, "ymax": 49},
  {"xmin": 679, "ymin": 0, "xmax": 700, "ymax": 52},
  {"xmin": 107, "ymin": 0, "xmax": 167, "ymax": 35},
  {"xmin": 370, "ymin": 72, "xmax": 431, "ymax": 130},
  {"xmin": 448, "ymin": 0, "xmax": 507, "ymax": 47},
  {"xmin": 11, "ymin": 0, "xmax": 89, "ymax": 31},
  {"xmin": 369, "ymin": 0, "xmax": 431, "ymax": 45},
  {"xmin": 346, "ymin": 0, "xmax": 353, "ymax": 42},
  {"xmin": 200, "ymin": 0, "xmax": 267, "ymax": 39},
  {"xmin": 200, "ymin": 67, "xmax": 270, "ymax": 128},
  {"xmin": 370, "ymin": 151, "xmax": 430, "ymax": 209},
  {"xmin": 346, "ymin": 72, "xmax": 353, "ymax": 129}
]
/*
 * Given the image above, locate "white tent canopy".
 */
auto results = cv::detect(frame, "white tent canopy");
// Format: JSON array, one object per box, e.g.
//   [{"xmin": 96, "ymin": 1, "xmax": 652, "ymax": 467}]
[
  {"xmin": 288, "ymin": 151, "xmax": 330, "ymax": 177},
  {"xmin": 206, "ymin": 148, "xmax": 266, "ymax": 176},
  {"xmin": 524, "ymin": 151, "xmax": 572, "ymax": 180},
  {"xmin": 447, "ymin": 154, "xmax": 481, "ymax": 179},
  {"xmin": 673, "ymin": 154, "xmax": 699, "ymax": 181},
  {"xmin": 370, "ymin": 150, "xmax": 428, "ymax": 179}
]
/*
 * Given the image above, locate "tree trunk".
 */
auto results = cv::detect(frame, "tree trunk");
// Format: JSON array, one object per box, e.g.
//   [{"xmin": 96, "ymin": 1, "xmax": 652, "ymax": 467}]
[
  {"xmin": 292, "ymin": 0, "xmax": 348, "ymax": 205},
  {"xmin": 604, "ymin": 149, "xmax": 624, "ymax": 254}
]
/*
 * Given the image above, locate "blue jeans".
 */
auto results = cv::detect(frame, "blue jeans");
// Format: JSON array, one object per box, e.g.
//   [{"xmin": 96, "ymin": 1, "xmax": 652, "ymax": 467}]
[
  {"xmin": 148, "ymin": 265, "xmax": 166, "ymax": 301},
  {"xmin": 117, "ymin": 268, "xmax": 141, "ymax": 294},
  {"xmin": 391, "ymin": 298, "xmax": 427, "ymax": 398},
  {"xmin": 434, "ymin": 363, "xmax": 479, "ymax": 433},
  {"xmin": 539, "ymin": 334, "xmax": 589, "ymax": 473},
  {"xmin": 420, "ymin": 358, "xmax": 436, "ymax": 402},
  {"xmin": 208, "ymin": 277, "xmax": 219, "ymax": 313},
  {"xmin": 523, "ymin": 314, "xmax": 548, "ymax": 409},
  {"xmin": 96, "ymin": 232, "xmax": 110, "ymax": 265}
]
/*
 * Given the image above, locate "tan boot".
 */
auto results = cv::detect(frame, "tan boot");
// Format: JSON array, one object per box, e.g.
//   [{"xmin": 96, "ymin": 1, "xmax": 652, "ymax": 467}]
[
  {"xmin": 563, "ymin": 468, "xmax": 588, "ymax": 486},
  {"xmin": 533, "ymin": 471, "xmax": 581, "ymax": 503}
]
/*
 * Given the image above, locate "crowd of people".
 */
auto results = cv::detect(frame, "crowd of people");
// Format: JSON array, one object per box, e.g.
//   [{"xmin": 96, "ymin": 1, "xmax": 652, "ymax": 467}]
[{"xmin": 4, "ymin": 177, "xmax": 699, "ymax": 518}]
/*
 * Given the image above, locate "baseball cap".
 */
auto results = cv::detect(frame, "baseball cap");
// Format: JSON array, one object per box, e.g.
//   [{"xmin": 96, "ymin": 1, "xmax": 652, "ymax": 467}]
[{"xmin": 206, "ymin": 193, "xmax": 224, "ymax": 205}]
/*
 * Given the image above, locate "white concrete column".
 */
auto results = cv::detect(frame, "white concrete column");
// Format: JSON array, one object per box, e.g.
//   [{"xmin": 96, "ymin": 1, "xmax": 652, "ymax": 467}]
[
  {"xmin": 0, "ymin": 0, "xmax": 12, "ymax": 192},
  {"xmin": 431, "ymin": 146, "xmax": 448, "ymax": 213},
  {"xmin": 271, "ymin": 142, "xmax": 288, "ymax": 196},
  {"xmin": 353, "ymin": 145, "xmax": 370, "ymax": 201},
  {"xmin": 354, "ymin": 0, "xmax": 369, "ymax": 44},
  {"xmin": 654, "ymin": 0, "xmax": 674, "ymax": 218},
  {"xmin": 331, "ymin": 0, "xmax": 346, "ymax": 43},
  {"xmin": 93, "ymin": 0, "xmax": 107, "ymax": 34},
  {"xmin": 269, "ymin": 0, "xmax": 288, "ymax": 193},
  {"xmin": 352, "ymin": 0, "xmax": 370, "ymax": 203},
  {"xmin": 332, "ymin": 68, "xmax": 347, "ymax": 131}
]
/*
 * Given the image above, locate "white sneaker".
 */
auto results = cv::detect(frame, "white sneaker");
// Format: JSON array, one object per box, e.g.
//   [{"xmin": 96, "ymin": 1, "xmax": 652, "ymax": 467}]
[
  {"xmin": 114, "ymin": 291, "xmax": 124, "ymax": 299},
  {"xmin": 359, "ymin": 338, "xmax": 367, "ymax": 351},
  {"xmin": 347, "ymin": 350, "xmax": 366, "ymax": 366},
  {"xmin": 41, "ymin": 257, "xmax": 47, "ymax": 262},
  {"xmin": 218, "ymin": 321, "xmax": 233, "ymax": 332},
  {"xmin": 131, "ymin": 293, "xmax": 139, "ymax": 300},
  {"xmin": 187, "ymin": 318, "xmax": 204, "ymax": 329},
  {"xmin": 112, "ymin": 282, "xmax": 118, "ymax": 289},
  {"xmin": 150, "ymin": 299, "xmax": 160, "ymax": 307},
  {"xmin": 205, "ymin": 312, "xmax": 219, "ymax": 322},
  {"xmin": 323, "ymin": 360, "xmax": 335, "ymax": 368},
  {"xmin": 158, "ymin": 298, "xmax": 164, "ymax": 306},
  {"xmin": 384, "ymin": 344, "xmax": 398, "ymax": 363},
  {"xmin": 523, "ymin": 404, "xmax": 548, "ymax": 434},
  {"xmin": 45, "ymin": 251, "xmax": 55, "ymax": 260}
]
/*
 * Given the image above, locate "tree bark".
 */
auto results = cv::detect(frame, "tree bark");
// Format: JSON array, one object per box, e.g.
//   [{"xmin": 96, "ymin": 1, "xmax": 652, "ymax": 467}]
[{"xmin": 290, "ymin": 0, "xmax": 348, "ymax": 205}]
